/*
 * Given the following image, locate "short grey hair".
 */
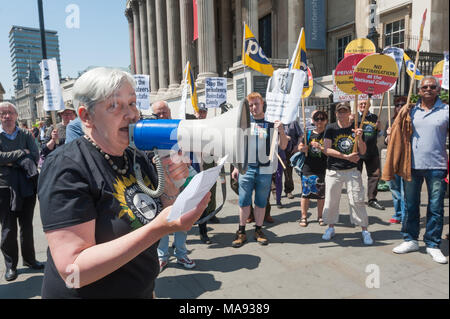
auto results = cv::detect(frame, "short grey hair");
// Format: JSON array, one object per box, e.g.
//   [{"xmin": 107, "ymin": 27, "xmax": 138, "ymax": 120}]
[
  {"xmin": 151, "ymin": 100, "xmax": 169, "ymax": 112},
  {"xmin": 0, "ymin": 102, "xmax": 18, "ymax": 114},
  {"xmin": 419, "ymin": 75, "xmax": 441, "ymax": 89},
  {"xmin": 72, "ymin": 67, "xmax": 136, "ymax": 114}
]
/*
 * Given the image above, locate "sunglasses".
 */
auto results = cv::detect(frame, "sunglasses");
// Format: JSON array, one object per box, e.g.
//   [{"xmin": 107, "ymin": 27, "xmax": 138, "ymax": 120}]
[
  {"xmin": 313, "ymin": 117, "xmax": 326, "ymax": 121},
  {"xmin": 420, "ymin": 85, "xmax": 437, "ymax": 90}
]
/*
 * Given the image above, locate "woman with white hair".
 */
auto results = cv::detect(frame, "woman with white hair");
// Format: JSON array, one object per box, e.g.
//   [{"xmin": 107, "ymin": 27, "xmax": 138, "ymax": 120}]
[{"xmin": 38, "ymin": 67, "xmax": 210, "ymax": 298}]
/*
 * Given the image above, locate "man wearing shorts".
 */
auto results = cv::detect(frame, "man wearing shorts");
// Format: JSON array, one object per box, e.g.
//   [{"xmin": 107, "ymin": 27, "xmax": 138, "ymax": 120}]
[{"xmin": 231, "ymin": 92, "xmax": 288, "ymax": 247}]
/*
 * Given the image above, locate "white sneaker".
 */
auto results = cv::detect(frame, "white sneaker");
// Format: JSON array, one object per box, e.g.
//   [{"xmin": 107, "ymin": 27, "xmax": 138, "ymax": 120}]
[
  {"xmin": 362, "ymin": 230, "xmax": 373, "ymax": 245},
  {"xmin": 392, "ymin": 240, "xmax": 419, "ymax": 254},
  {"xmin": 322, "ymin": 227, "xmax": 335, "ymax": 241},
  {"xmin": 176, "ymin": 256, "xmax": 196, "ymax": 269},
  {"xmin": 426, "ymin": 247, "xmax": 448, "ymax": 264}
]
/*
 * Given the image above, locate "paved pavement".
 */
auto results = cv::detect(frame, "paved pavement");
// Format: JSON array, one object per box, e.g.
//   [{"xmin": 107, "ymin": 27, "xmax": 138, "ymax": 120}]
[{"xmin": 0, "ymin": 168, "xmax": 448, "ymax": 299}]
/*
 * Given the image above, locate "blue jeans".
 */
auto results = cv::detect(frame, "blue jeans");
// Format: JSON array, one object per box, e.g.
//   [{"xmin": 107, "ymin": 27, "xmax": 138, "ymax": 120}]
[
  {"xmin": 402, "ymin": 169, "xmax": 447, "ymax": 248},
  {"xmin": 238, "ymin": 165, "xmax": 272, "ymax": 208},
  {"xmin": 388, "ymin": 174, "xmax": 405, "ymax": 222},
  {"xmin": 157, "ymin": 231, "xmax": 188, "ymax": 260}
]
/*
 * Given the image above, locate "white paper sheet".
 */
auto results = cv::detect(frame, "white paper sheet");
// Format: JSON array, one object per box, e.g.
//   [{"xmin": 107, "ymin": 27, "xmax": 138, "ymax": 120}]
[{"xmin": 167, "ymin": 155, "xmax": 228, "ymax": 222}]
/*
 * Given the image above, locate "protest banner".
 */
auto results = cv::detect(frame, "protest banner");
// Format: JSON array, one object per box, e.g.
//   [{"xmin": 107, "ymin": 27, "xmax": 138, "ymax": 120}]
[
  {"xmin": 334, "ymin": 54, "xmax": 366, "ymax": 95},
  {"xmin": 335, "ymin": 53, "xmax": 367, "ymax": 152},
  {"xmin": 432, "ymin": 60, "xmax": 444, "ymax": 87},
  {"xmin": 353, "ymin": 54, "xmax": 398, "ymax": 141},
  {"xmin": 344, "ymin": 38, "xmax": 376, "ymax": 58},
  {"xmin": 442, "ymin": 52, "xmax": 449, "ymax": 90},
  {"xmin": 205, "ymin": 77, "xmax": 227, "ymax": 108},
  {"xmin": 265, "ymin": 68, "xmax": 306, "ymax": 124},
  {"xmin": 383, "ymin": 47, "xmax": 404, "ymax": 91},
  {"xmin": 133, "ymin": 75, "xmax": 150, "ymax": 110},
  {"xmin": 354, "ymin": 54, "xmax": 399, "ymax": 96},
  {"xmin": 332, "ymin": 71, "xmax": 382, "ymax": 102},
  {"xmin": 297, "ymin": 104, "xmax": 316, "ymax": 132},
  {"xmin": 39, "ymin": 58, "xmax": 64, "ymax": 112}
]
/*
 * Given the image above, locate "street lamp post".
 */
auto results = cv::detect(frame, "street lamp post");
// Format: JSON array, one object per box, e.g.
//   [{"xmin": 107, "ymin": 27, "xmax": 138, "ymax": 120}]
[
  {"xmin": 37, "ymin": 0, "xmax": 55, "ymax": 124},
  {"xmin": 367, "ymin": 0, "xmax": 380, "ymax": 52}
]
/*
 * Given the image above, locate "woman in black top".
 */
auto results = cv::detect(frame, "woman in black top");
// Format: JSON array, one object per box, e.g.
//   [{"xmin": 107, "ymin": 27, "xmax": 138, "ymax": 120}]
[
  {"xmin": 38, "ymin": 67, "xmax": 210, "ymax": 298},
  {"xmin": 297, "ymin": 111, "xmax": 328, "ymax": 227}
]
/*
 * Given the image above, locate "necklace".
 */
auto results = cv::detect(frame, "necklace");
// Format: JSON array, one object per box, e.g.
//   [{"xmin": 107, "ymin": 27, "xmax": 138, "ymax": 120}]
[{"xmin": 84, "ymin": 135, "xmax": 129, "ymax": 175}]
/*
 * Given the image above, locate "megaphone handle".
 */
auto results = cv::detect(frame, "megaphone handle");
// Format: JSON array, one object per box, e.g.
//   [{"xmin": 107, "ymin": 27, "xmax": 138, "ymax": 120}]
[{"xmin": 133, "ymin": 149, "xmax": 165, "ymax": 198}]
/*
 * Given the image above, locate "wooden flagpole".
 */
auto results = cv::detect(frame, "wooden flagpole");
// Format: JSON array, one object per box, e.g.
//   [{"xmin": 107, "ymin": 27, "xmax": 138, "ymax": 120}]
[
  {"xmin": 301, "ymin": 96, "xmax": 307, "ymax": 157},
  {"xmin": 352, "ymin": 94, "xmax": 359, "ymax": 152},
  {"xmin": 404, "ymin": 9, "xmax": 427, "ymax": 112},
  {"xmin": 377, "ymin": 92, "xmax": 385, "ymax": 118},
  {"xmin": 387, "ymin": 90, "xmax": 392, "ymax": 128}
]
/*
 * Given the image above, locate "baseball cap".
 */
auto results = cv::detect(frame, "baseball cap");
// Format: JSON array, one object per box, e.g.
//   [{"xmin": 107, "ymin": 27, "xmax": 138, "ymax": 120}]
[
  {"xmin": 58, "ymin": 102, "xmax": 76, "ymax": 113},
  {"xmin": 336, "ymin": 102, "xmax": 351, "ymax": 112}
]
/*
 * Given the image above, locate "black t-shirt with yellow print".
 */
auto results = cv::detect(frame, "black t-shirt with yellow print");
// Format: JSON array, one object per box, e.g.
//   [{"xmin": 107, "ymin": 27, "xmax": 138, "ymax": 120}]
[
  {"xmin": 38, "ymin": 137, "xmax": 161, "ymax": 299},
  {"xmin": 358, "ymin": 112, "xmax": 379, "ymax": 158},
  {"xmin": 302, "ymin": 130, "xmax": 327, "ymax": 175},
  {"xmin": 324, "ymin": 122, "xmax": 365, "ymax": 171}
]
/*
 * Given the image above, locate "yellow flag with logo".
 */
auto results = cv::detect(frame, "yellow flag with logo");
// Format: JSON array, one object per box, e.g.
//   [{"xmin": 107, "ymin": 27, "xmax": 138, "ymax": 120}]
[
  {"xmin": 403, "ymin": 53, "xmax": 424, "ymax": 80},
  {"xmin": 185, "ymin": 61, "xmax": 198, "ymax": 113},
  {"xmin": 242, "ymin": 23, "xmax": 274, "ymax": 77},
  {"xmin": 290, "ymin": 27, "xmax": 308, "ymax": 72}
]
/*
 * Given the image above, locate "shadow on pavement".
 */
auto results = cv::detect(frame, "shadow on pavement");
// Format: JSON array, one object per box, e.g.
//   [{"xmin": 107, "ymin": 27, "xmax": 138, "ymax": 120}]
[
  {"xmin": 0, "ymin": 274, "xmax": 43, "ymax": 299},
  {"xmin": 155, "ymin": 273, "xmax": 221, "ymax": 299},
  {"xmin": 155, "ymin": 254, "xmax": 260, "ymax": 298}
]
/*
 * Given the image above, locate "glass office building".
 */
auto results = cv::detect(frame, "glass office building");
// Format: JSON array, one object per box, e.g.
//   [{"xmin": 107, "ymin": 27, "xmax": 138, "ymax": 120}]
[{"xmin": 9, "ymin": 25, "xmax": 61, "ymax": 90}]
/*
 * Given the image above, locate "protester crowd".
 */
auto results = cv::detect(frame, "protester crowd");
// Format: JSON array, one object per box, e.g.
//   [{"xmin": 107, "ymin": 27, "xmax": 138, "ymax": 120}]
[{"xmin": 0, "ymin": 68, "xmax": 448, "ymax": 298}]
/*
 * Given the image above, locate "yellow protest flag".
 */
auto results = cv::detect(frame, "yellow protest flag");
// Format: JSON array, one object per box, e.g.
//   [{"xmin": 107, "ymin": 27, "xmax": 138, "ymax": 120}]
[
  {"xmin": 242, "ymin": 23, "xmax": 274, "ymax": 77},
  {"xmin": 185, "ymin": 61, "xmax": 198, "ymax": 113},
  {"xmin": 290, "ymin": 27, "xmax": 308, "ymax": 72}
]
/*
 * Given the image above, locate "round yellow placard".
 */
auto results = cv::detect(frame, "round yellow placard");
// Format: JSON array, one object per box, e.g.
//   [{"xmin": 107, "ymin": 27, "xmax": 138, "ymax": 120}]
[
  {"xmin": 344, "ymin": 38, "xmax": 376, "ymax": 58},
  {"xmin": 353, "ymin": 54, "xmax": 399, "ymax": 95}
]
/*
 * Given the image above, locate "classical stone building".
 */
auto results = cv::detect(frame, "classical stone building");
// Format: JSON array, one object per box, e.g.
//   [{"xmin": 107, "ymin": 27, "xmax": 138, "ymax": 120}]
[
  {"xmin": 0, "ymin": 83, "xmax": 5, "ymax": 102},
  {"xmin": 125, "ymin": 0, "xmax": 449, "ymax": 116},
  {"xmin": 14, "ymin": 65, "xmax": 41, "ymax": 127}
]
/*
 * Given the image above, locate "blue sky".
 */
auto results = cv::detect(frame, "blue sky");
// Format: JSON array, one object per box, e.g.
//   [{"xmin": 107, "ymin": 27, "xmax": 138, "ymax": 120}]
[{"xmin": 0, "ymin": 0, "xmax": 129, "ymax": 99}]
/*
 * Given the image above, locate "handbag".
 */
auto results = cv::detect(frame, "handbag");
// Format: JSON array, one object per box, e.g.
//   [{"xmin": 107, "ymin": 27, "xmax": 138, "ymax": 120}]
[{"xmin": 289, "ymin": 130, "xmax": 312, "ymax": 176}]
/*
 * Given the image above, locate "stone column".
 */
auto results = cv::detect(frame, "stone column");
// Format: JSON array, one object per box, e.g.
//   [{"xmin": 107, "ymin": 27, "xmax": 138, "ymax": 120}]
[
  {"xmin": 155, "ymin": 0, "xmax": 169, "ymax": 92},
  {"xmin": 180, "ymin": 0, "xmax": 197, "ymax": 81},
  {"xmin": 131, "ymin": 1, "xmax": 142, "ymax": 74},
  {"xmin": 138, "ymin": 0, "xmax": 149, "ymax": 75},
  {"xmin": 166, "ymin": 0, "xmax": 181, "ymax": 90},
  {"xmin": 125, "ymin": 7, "xmax": 135, "ymax": 74},
  {"xmin": 196, "ymin": 0, "xmax": 218, "ymax": 82},
  {"xmin": 220, "ymin": 0, "xmax": 233, "ymax": 75},
  {"xmin": 146, "ymin": 0, "xmax": 159, "ymax": 92},
  {"xmin": 288, "ymin": 0, "xmax": 305, "ymax": 55},
  {"xmin": 244, "ymin": 0, "xmax": 259, "ymax": 40},
  {"xmin": 235, "ymin": 0, "xmax": 243, "ymax": 61}
]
